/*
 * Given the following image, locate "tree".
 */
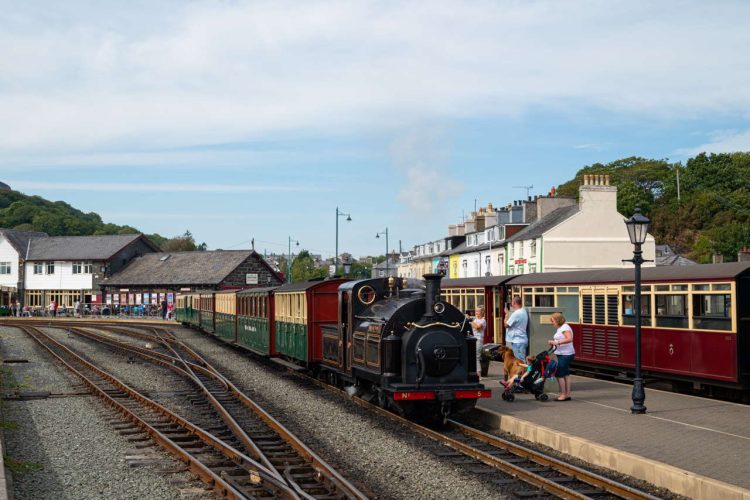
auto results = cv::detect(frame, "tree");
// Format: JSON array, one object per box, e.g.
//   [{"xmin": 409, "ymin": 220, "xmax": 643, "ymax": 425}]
[
  {"xmin": 291, "ymin": 250, "xmax": 327, "ymax": 282},
  {"xmin": 162, "ymin": 231, "xmax": 200, "ymax": 252}
]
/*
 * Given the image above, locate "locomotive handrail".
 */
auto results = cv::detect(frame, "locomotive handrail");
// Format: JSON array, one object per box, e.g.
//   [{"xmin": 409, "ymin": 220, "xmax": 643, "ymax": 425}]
[{"xmin": 407, "ymin": 321, "xmax": 462, "ymax": 329}]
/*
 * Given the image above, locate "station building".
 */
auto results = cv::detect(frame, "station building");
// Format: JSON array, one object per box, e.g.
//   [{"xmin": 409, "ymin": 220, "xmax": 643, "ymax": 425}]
[
  {"xmin": 100, "ymin": 250, "xmax": 283, "ymax": 306},
  {"xmin": 0, "ymin": 230, "xmax": 158, "ymax": 308}
]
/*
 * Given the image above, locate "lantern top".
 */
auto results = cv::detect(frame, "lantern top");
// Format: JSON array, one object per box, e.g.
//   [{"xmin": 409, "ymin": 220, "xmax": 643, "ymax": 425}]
[{"xmin": 625, "ymin": 206, "xmax": 650, "ymax": 245}]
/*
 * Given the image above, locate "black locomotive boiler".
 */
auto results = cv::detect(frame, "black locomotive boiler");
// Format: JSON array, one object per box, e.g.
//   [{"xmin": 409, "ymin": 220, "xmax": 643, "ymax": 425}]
[{"xmin": 321, "ymin": 273, "xmax": 491, "ymax": 419}]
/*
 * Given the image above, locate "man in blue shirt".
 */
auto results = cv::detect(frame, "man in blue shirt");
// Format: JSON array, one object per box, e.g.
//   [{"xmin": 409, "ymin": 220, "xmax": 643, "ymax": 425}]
[{"xmin": 504, "ymin": 296, "xmax": 528, "ymax": 360}]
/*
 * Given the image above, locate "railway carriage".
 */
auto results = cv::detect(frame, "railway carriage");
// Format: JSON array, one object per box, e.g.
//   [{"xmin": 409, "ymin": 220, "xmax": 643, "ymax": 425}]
[
  {"xmin": 236, "ymin": 286, "xmax": 278, "ymax": 355},
  {"xmin": 510, "ymin": 262, "xmax": 750, "ymax": 393},
  {"xmin": 273, "ymin": 279, "xmax": 348, "ymax": 364},
  {"xmin": 198, "ymin": 292, "xmax": 215, "ymax": 333},
  {"xmin": 442, "ymin": 262, "xmax": 750, "ymax": 396},
  {"xmin": 214, "ymin": 291, "xmax": 237, "ymax": 343}
]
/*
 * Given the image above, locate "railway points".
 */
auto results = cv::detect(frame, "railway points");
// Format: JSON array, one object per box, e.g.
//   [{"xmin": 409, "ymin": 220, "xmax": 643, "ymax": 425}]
[{"xmin": 477, "ymin": 362, "xmax": 750, "ymax": 499}]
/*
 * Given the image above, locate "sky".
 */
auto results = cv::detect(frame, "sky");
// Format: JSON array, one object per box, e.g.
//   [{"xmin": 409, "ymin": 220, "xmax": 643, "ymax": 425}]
[{"xmin": 2, "ymin": 0, "xmax": 750, "ymax": 258}]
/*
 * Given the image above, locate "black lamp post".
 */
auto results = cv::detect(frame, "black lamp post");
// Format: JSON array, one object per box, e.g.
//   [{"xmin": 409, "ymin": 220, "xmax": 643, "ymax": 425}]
[
  {"xmin": 335, "ymin": 207, "xmax": 352, "ymax": 275},
  {"xmin": 625, "ymin": 206, "xmax": 650, "ymax": 414}
]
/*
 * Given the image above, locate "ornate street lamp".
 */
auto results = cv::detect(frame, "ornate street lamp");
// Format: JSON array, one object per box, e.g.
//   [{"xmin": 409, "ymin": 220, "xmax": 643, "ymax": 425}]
[
  {"xmin": 288, "ymin": 236, "xmax": 299, "ymax": 283},
  {"xmin": 624, "ymin": 206, "xmax": 650, "ymax": 414},
  {"xmin": 343, "ymin": 256, "xmax": 352, "ymax": 277},
  {"xmin": 376, "ymin": 228, "xmax": 389, "ymax": 276},
  {"xmin": 335, "ymin": 207, "xmax": 351, "ymax": 275}
]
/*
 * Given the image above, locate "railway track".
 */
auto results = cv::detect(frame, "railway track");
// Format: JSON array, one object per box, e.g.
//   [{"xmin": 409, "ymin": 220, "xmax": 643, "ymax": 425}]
[
  {"xmin": 16, "ymin": 321, "xmax": 659, "ymax": 499},
  {"xmin": 15, "ymin": 324, "xmax": 295, "ymax": 499},
  {"xmin": 21, "ymin": 322, "xmax": 366, "ymax": 500}
]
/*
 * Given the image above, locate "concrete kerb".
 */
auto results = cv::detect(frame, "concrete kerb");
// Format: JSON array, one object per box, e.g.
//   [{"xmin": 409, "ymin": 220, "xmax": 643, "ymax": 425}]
[
  {"xmin": 0, "ymin": 359, "xmax": 12, "ymax": 500},
  {"xmin": 472, "ymin": 407, "xmax": 750, "ymax": 500}
]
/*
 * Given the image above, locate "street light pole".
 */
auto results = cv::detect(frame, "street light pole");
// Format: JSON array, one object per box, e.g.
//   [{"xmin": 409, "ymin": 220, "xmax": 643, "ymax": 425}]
[
  {"xmin": 288, "ymin": 236, "xmax": 299, "ymax": 284},
  {"xmin": 376, "ymin": 228, "xmax": 389, "ymax": 276},
  {"xmin": 624, "ymin": 206, "xmax": 650, "ymax": 415},
  {"xmin": 335, "ymin": 207, "xmax": 351, "ymax": 275}
]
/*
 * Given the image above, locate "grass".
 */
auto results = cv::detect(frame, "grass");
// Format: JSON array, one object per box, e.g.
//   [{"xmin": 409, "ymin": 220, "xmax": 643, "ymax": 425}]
[{"xmin": 3, "ymin": 456, "xmax": 43, "ymax": 473}]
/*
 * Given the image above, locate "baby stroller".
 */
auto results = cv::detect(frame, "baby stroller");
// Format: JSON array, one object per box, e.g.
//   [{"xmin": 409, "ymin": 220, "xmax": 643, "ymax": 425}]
[{"xmin": 500, "ymin": 347, "xmax": 558, "ymax": 402}]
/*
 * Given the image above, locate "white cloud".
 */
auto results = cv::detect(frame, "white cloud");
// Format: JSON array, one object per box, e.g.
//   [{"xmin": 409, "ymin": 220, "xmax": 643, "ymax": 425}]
[
  {"xmin": 1, "ymin": 0, "xmax": 750, "ymax": 157},
  {"xmin": 675, "ymin": 129, "xmax": 750, "ymax": 157},
  {"xmin": 391, "ymin": 127, "xmax": 463, "ymax": 216}
]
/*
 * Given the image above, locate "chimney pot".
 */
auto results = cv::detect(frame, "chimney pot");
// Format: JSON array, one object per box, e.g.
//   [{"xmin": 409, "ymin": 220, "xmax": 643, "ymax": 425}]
[{"xmin": 527, "ymin": 196, "xmax": 532, "ymax": 201}]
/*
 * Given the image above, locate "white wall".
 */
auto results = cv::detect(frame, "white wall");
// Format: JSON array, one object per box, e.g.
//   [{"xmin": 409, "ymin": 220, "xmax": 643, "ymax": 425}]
[
  {"xmin": 24, "ymin": 261, "xmax": 94, "ymax": 290},
  {"xmin": 543, "ymin": 188, "xmax": 656, "ymax": 271},
  {"xmin": 0, "ymin": 237, "xmax": 19, "ymax": 287}
]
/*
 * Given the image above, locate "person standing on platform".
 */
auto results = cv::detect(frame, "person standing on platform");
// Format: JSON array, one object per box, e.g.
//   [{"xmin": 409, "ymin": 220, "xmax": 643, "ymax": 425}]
[
  {"xmin": 548, "ymin": 312, "xmax": 575, "ymax": 401},
  {"xmin": 161, "ymin": 298, "xmax": 168, "ymax": 320},
  {"xmin": 504, "ymin": 296, "xmax": 528, "ymax": 360},
  {"xmin": 469, "ymin": 307, "xmax": 486, "ymax": 379}
]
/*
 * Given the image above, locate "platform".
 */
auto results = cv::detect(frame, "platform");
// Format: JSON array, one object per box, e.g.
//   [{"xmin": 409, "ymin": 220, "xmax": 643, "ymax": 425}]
[{"xmin": 477, "ymin": 361, "xmax": 750, "ymax": 500}]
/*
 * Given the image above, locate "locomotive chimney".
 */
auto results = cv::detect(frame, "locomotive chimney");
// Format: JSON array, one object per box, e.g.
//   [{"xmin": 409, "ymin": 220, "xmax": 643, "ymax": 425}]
[{"xmin": 423, "ymin": 273, "xmax": 442, "ymax": 318}]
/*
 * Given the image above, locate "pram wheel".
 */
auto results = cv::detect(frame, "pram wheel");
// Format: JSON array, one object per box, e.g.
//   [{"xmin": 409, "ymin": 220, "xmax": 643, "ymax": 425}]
[
  {"xmin": 539, "ymin": 393, "xmax": 549, "ymax": 402},
  {"xmin": 503, "ymin": 393, "xmax": 515, "ymax": 402}
]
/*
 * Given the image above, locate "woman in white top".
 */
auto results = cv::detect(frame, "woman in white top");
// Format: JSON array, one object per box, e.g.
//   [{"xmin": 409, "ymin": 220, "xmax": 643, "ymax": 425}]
[{"xmin": 547, "ymin": 312, "xmax": 575, "ymax": 401}]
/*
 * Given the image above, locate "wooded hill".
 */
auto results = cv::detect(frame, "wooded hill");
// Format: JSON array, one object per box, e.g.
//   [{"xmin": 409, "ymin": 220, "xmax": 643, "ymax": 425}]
[
  {"xmin": 557, "ymin": 152, "xmax": 750, "ymax": 263},
  {"xmin": 0, "ymin": 188, "xmax": 205, "ymax": 251}
]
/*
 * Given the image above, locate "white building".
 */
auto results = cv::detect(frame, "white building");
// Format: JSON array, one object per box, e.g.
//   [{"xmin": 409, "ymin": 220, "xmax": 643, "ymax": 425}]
[
  {"xmin": 0, "ymin": 232, "xmax": 160, "ymax": 309},
  {"xmin": 505, "ymin": 174, "xmax": 656, "ymax": 274},
  {"xmin": 0, "ymin": 229, "xmax": 47, "ymax": 307}
]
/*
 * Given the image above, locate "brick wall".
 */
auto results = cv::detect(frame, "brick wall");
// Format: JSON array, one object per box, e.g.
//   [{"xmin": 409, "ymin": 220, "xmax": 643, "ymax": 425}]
[{"xmin": 220, "ymin": 253, "xmax": 283, "ymax": 288}]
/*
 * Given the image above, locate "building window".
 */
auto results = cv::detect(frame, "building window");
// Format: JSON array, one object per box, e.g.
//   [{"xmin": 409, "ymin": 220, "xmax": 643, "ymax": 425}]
[
  {"xmin": 518, "ymin": 243, "xmax": 524, "ymax": 258},
  {"xmin": 84, "ymin": 263, "xmax": 93, "ymax": 274},
  {"xmin": 509, "ymin": 244, "xmax": 514, "ymax": 259},
  {"xmin": 46, "ymin": 262, "xmax": 55, "ymax": 274},
  {"xmin": 72, "ymin": 262, "xmax": 81, "ymax": 274},
  {"xmin": 530, "ymin": 240, "xmax": 537, "ymax": 258},
  {"xmin": 0, "ymin": 262, "xmax": 11, "ymax": 275},
  {"xmin": 34, "ymin": 263, "xmax": 44, "ymax": 274}
]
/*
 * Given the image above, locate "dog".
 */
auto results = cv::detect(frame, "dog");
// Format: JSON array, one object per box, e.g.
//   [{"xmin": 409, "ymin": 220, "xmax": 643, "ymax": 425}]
[{"xmin": 500, "ymin": 346, "xmax": 528, "ymax": 383}]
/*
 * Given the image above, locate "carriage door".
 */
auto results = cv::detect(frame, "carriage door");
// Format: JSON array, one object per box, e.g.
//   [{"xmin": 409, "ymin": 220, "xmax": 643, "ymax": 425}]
[{"xmin": 493, "ymin": 287, "xmax": 504, "ymax": 344}]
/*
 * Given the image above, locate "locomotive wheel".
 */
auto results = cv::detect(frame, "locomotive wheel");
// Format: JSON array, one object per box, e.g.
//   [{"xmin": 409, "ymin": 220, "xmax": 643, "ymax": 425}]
[{"xmin": 540, "ymin": 393, "xmax": 549, "ymax": 402}]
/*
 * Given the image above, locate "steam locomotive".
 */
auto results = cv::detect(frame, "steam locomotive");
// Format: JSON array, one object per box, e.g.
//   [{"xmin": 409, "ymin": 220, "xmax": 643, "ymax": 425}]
[{"xmin": 176, "ymin": 273, "xmax": 490, "ymax": 419}]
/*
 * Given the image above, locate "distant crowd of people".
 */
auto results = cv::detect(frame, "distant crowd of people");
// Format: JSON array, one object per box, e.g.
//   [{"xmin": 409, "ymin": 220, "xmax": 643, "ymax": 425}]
[{"xmin": 4, "ymin": 298, "xmax": 174, "ymax": 320}]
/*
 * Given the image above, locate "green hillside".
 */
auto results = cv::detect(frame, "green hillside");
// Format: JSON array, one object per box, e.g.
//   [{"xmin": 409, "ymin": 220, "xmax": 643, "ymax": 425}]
[
  {"xmin": 0, "ymin": 188, "xmax": 205, "ymax": 251},
  {"xmin": 557, "ymin": 152, "xmax": 750, "ymax": 263}
]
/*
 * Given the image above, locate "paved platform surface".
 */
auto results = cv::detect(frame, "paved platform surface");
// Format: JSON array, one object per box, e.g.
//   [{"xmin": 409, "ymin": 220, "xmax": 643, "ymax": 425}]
[{"xmin": 479, "ymin": 361, "xmax": 750, "ymax": 493}]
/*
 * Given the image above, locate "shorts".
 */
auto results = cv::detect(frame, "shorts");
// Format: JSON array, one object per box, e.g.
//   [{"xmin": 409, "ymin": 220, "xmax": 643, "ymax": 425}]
[
  {"xmin": 556, "ymin": 354, "xmax": 575, "ymax": 377},
  {"xmin": 511, "ymin": 342, "xmax": 527, "ymax": 361}
]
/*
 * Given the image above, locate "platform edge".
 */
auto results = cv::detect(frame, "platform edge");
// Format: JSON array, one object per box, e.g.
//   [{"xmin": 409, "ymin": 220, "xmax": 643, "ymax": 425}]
[{"xmin": 471, "ymin": 407, "xmax": 750, "ymax": 500}]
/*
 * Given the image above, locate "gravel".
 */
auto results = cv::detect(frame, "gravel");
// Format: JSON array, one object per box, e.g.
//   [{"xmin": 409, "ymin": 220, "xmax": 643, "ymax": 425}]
[
  {"xmin": 0, "ymin": 325, "xmax": 212, "ymax": 500},
  {"xmin": 172, "ymin": 325, "xmax": 508, "ymax": 500}
]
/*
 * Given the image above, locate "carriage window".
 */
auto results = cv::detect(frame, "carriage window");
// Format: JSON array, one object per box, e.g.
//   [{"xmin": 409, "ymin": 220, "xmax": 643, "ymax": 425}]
[
  {"xmin": 594, "ymin": 295, "xmax": 605, "ymax": 324},
  {"xmin": 523, "ymin": 295, "xmax": 532, "ymax": 307},
  {"xmin": 606, "ymin": 295, "xmax": 619, "ymax": 325},
  {"xmin": 712, "ymin": 283, "xmax": 731, "ymax": 291},
  {"xmin": 582, "ymin": 295, "xmax": 593, "ymax": 324},
  {"xmin": 671, "ymin": 284, "xmax": 688, "ymax": 291},
  {"xmin": 622, "ymin": 295, "xmax": 651, "ymax": 326},
  {"xmin": 693, "ymin": 294, "xmax": 732, "ymax": 331},
  {"xmin": 655, "ymin": 285, "xmax": 669, "ymax": 292},
  {"xmin": 567, "ymin": 287, "xmax": 578, "ymax": 293},
  {"xmin": 692, "ymin": 284, "xmax": 710, "ymax": 291},
  {"xmin": 557, "ymin": 295, "xmax": 580, "ymax": 323},
  {"xmin": 655, "ymin": 294, "xmax": 688, "ymax": 328},
  {"xmin": 534, "ymin": 294, "xmax": 554, "ymax": 307}
]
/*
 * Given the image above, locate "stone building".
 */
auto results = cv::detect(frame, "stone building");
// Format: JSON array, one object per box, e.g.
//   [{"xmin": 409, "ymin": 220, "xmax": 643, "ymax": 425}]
[{"xmin": 100, "ymin": 250, "xmax": 283, "ymax": 306}]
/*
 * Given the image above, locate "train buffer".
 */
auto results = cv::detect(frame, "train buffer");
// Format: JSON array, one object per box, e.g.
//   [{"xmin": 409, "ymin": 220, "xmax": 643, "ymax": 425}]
[{"xmin": 474, "ymin": 362, "xmax": 750, "ymax": 500}]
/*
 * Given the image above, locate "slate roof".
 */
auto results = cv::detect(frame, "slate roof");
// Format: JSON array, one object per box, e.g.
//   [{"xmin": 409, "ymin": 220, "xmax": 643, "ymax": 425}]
[
  {"xmin": 0, "ymin": 228, "xmax": 48, "ymax": 254},
  {"xmin": 103, "ymin": 250, "xmax": 268, "ymax": 286},
  {"xmin": 25, "ymin": 233, "xmax": 155, "ymax": 261},
  {"xmin": 506, "ymin": 205, "xmax": 580, "ymax": 243},
  {"xmin": 656, "ymin": 254, "xmax": 698, "ymax": 266}
]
